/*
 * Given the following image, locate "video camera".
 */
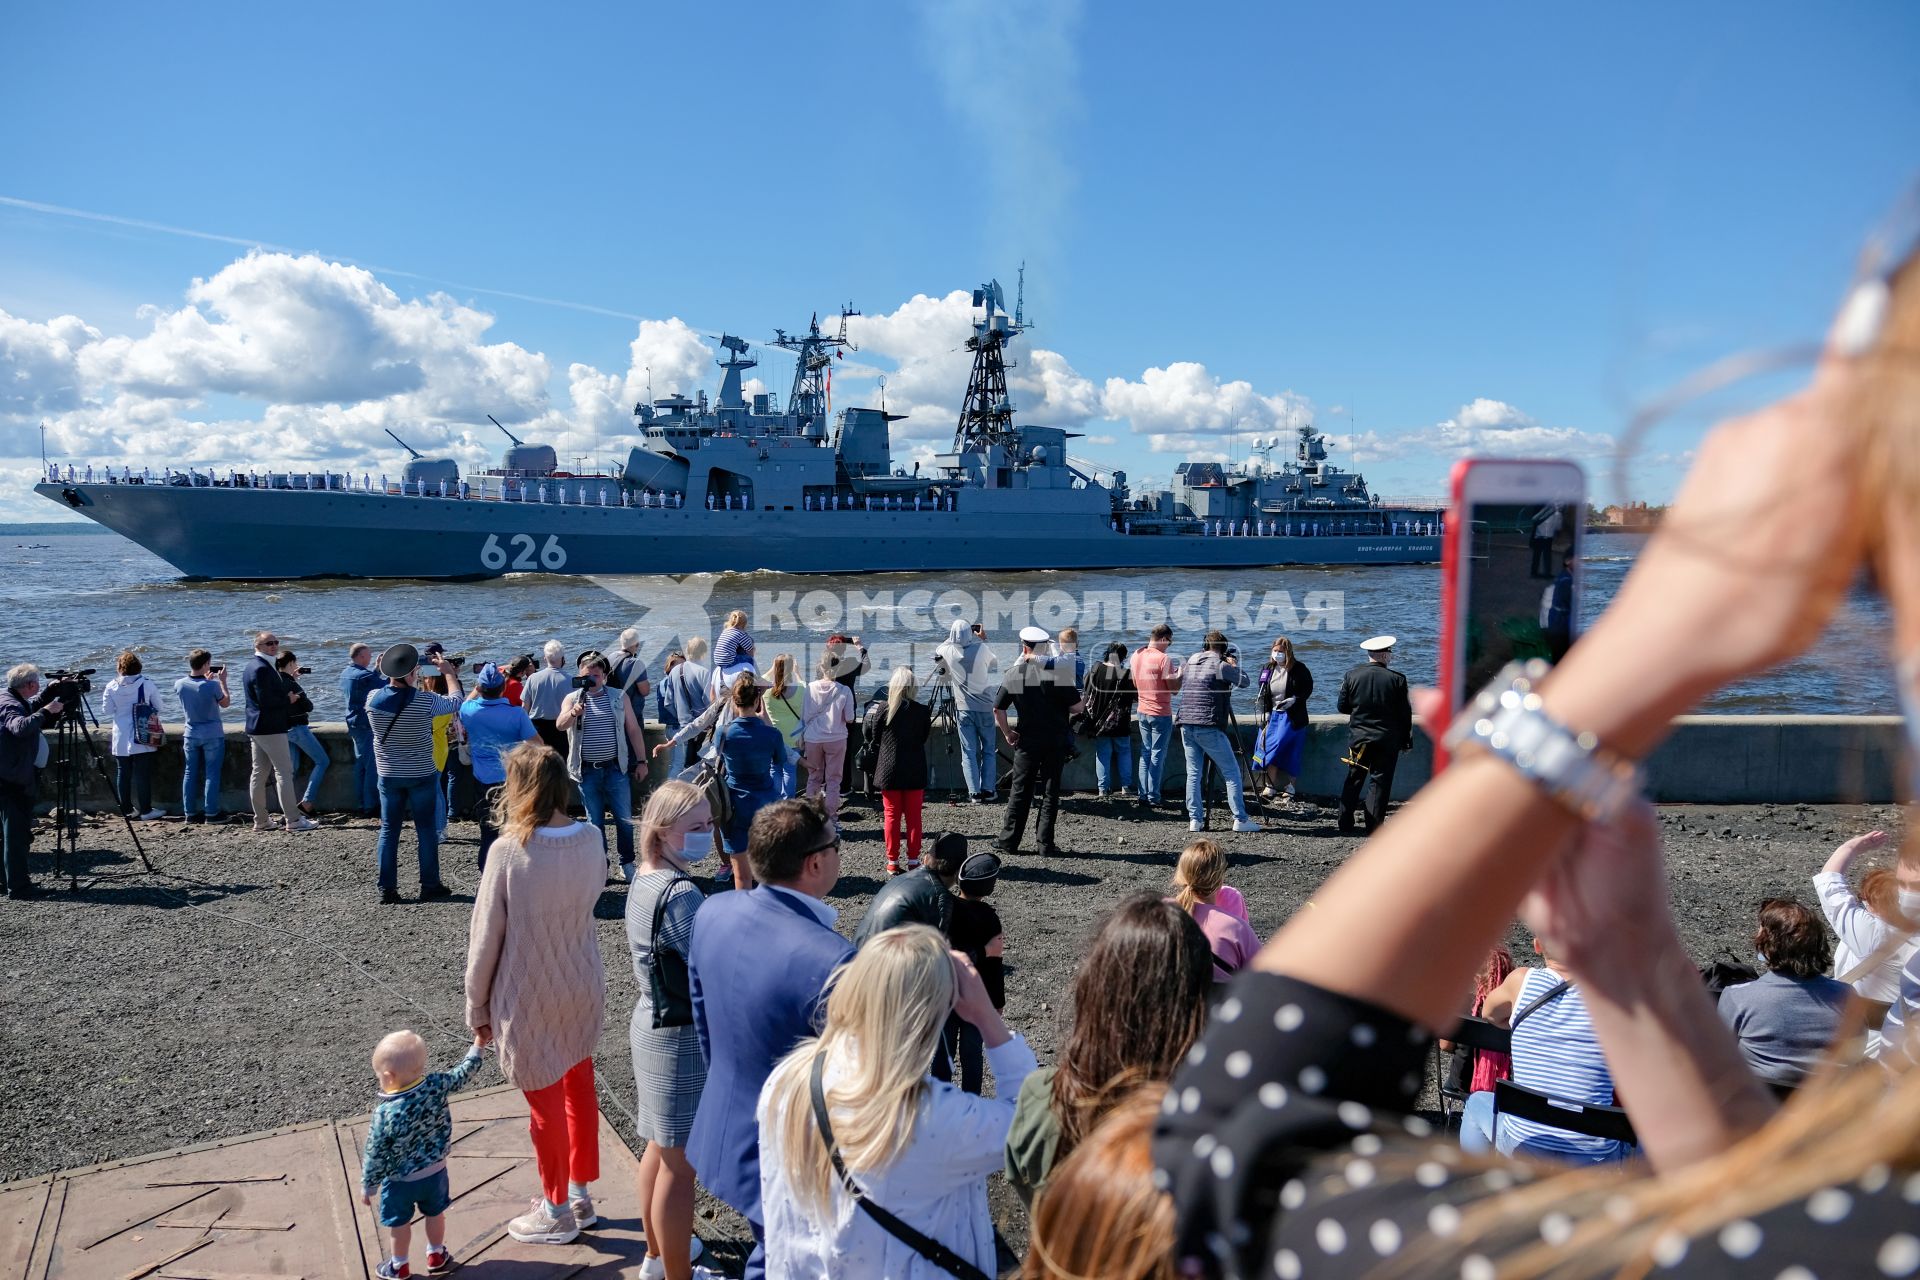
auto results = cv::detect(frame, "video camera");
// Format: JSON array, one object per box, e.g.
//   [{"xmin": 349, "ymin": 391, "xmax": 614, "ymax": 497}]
[{"xmin": 40, "ymin": 667, "xmax": 94, "ymax": 716}]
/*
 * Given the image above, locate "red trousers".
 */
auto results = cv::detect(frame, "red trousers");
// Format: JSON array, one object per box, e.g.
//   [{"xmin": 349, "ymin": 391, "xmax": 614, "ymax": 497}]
[
  {"xmin": 882, "ymin": 789, "xmax": 924, "ymax": 865},
  {"xmin": 523, "ymin": 1057, "xmax": 600, "ymax": 1205}
]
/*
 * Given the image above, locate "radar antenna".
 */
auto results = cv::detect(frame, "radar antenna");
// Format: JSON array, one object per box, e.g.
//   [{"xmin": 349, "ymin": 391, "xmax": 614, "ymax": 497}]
[
  {"xmin": 713, "ymin": 334, "xmax": 759, "ymax": 410},
  {"xmin": 383, "ymin": 428, "xmax": 424, "ymax": 460},
  {"xmin": 487, "ymin": 414, "xmax": 524, "ymax": 446},
  {"xmin": 771, "ymin": 306, "xmax": 856, "ymax": 431},
  {"xmin": 952, "ymin": 277, "xmax": 1027, "ymax": 454}
]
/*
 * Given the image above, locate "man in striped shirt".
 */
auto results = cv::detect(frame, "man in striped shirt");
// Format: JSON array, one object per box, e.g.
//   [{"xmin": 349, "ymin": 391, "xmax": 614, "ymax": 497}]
[{"xmin": 368, "ymin": 644, "xmax": 464, "ymax": 905}]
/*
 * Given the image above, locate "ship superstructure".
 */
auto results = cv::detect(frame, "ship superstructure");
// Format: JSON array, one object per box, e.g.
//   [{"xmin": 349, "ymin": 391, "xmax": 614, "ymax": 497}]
[{"xmin": 36, "ymin": 279, "xmax": 1442, "ymax": 580}]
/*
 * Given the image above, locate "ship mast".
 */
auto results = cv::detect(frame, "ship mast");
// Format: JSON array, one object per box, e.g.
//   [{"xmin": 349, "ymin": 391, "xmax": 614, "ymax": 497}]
[
  {"xmin": 952, "ymin": 277, "xmax": 1027, "ymax": 455},
  {"xmin": 771, "ymin": 304, "xmax": 857, "ymax": 431}
]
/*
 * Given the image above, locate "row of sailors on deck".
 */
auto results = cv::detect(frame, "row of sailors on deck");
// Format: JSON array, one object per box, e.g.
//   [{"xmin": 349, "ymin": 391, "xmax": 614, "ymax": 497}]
[{"xmin": 1104, "ymin": 515, "xmax": 1443, "ymax": 537}]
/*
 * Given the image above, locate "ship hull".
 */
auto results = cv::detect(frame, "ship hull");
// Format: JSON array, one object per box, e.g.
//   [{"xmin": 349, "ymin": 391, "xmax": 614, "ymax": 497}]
[{"xmin": 38, "ymin": 482, "xmax": 1439, "ymax": 580}]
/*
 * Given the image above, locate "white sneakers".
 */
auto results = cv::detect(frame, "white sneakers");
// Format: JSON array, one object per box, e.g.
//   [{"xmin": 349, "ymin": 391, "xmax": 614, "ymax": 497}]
[
  {"xmin": 505, "ymin": 1197, "xmax": 580, "ymax": 1245},
  {"xmin": 288, "ymin": 817, "xmax": 319, "ymax": 832},
  {"xmin": 138, "ymin": 808, "xmax": 167, "ymax": 821},
  {"xmin": 569, "ymin": 1190, "xmax": 597, "ymax": 1227},
  {"xmin": 1189, "ymin": 819, "xmax": 1205, "ymax": 832},
  {"xmin": 637, "ymin": 1238, "xmax": 711, "ymax": 1279},
  {"xmin": 1232, "ymin": 817, "xmax": 1264, "ymax": 833}
]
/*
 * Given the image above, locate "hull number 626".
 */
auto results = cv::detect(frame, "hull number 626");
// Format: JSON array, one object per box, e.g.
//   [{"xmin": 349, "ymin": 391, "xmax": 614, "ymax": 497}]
[{"xmin": 481, "ymin": 533, "xmax": 568, "ymax": 571}]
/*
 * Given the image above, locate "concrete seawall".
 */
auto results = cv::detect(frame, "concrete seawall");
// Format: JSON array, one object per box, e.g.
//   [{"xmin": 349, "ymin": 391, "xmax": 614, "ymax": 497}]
[{"xmin": 37, "ymin": 714, "xmax": 1908, "ymax": 813}]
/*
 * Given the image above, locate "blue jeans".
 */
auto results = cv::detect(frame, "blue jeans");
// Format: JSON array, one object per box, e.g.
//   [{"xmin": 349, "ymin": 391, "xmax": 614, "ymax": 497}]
[
  {"xmin": 1094, "ymin": 735, "xmax": 1134, "ymax": 795},
  {"xmin": 1182, "ymin": 725, "xmax": 1249, "ymax": 824},
  {"xmin": 182, "ymin": 732, "xmax": 225, "ymax": 816},
  {"xmin": 1460, "ymin": 1090, "xmax": 1497, "ymax": 1154},
  {"xmin": 577, "ymin": 760, "xmax": 634, "ymax": 865},
  {"xmin": 287, "ymin": 725, "xmax": 330, "ymax": 806},
  {"xmin": 955, "ymin": 707, "xmax": 997, "ymax": 795},
  {"xmin": 1136, "ymin": 715, "xmax": 1173, "ymax": 801},
  {"xmin": 377, "ymin": 773, "xmax": 441, "ymax": 894},
  {"xmin": 348, "ymin": 721, "xmax": 378, "ymax": 811}
]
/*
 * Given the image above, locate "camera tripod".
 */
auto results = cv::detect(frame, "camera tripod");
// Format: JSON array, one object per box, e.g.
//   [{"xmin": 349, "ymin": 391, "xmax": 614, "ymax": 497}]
[
  {"xmin": 49, "ymin": 692, "xmax": 154, "ymax": 885},
  {"xmin": 922, "ymin": 674, "xmax": 961, "ymax": 800}
]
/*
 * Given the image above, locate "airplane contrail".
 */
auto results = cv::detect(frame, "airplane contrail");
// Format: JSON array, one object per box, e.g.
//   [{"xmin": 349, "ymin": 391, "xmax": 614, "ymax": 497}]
[{"xmin": 0, "ymin": 193, "xmax": 660, "ymax": 324}]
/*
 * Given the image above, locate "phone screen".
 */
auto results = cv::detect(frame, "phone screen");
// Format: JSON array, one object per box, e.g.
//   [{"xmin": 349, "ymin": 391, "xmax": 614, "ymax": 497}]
[{"xmin": 1459, "ymin": 499, "xmax": 1581, "ymax": 697}]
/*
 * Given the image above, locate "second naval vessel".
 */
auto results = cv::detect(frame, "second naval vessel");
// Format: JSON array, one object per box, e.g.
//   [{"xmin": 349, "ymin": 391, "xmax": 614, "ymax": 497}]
[{"xmin": 36, "ymin": 279, "xmax": 1442, "ymax": 580}]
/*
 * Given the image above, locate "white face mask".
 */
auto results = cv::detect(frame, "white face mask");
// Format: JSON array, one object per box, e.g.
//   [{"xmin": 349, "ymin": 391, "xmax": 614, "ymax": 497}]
[
  {"xmin": 1271, "ymin": 651, "xmax": 1283, "ymax": 662},
  {"xmin": 678, "ymin": 830, "xmax": 715, "ymax": 864}
]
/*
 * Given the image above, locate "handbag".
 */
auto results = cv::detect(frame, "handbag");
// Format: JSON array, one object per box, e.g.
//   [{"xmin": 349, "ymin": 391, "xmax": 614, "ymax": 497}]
[
  {"xmin": 808, "ymin": 1051, "xmax": 992, "ymax": 1280},
  {"xmin": 687, "ymin": 752, "xmax": 733, "ymax": 832},
  {"xmin": 855, "ymin": 702, "xmax": 885, "ymax": 776},
  {"xmin": 647, "ymin": 874, "xmax": 697, "ymax": 1029},
  {"xmin": 132, "ymin": 678, "xmax": 163, "ymax": 749}
]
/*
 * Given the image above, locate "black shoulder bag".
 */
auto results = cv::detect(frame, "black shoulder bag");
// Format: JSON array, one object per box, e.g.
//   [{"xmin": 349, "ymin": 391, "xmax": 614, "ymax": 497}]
[
  {"xmin": 646, "ymin": 874, "xmax": 697, "ymax": 1029},
  {"xmin": 375, "ymin": 686, "xmax": 417, "ymax": 746},
  {"xmin": 808, "ymin": 1051, "xmax": 992, "ymax": 1280}
]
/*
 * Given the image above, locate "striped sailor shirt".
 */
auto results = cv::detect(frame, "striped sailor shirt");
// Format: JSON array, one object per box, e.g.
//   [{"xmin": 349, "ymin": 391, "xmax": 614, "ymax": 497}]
[{"xmin": 368, "ymin": 684, "xmax": 461, "ymax": 779}]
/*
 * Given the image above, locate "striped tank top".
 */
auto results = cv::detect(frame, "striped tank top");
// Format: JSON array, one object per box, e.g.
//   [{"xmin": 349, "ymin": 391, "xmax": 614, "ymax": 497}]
[
  {"xmin": 1497, "ymin": 968, "xmax": 1633, "ymax": 1163},
  {"xmin": 577, "ymin": 688, "xmax": 619, "ymax": 764}
]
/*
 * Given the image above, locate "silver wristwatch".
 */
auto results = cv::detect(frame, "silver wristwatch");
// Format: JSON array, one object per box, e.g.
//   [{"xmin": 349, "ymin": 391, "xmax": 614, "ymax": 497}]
[{"xmin": 1442, "ymin": 660, "xmax": 1646, "ymax": 822}]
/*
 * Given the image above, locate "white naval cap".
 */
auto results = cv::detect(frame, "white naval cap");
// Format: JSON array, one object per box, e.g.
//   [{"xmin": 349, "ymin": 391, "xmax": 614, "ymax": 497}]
[
  {"xmin": 1019, "ymin": 625, "xmax": 1052, "ymax": 644},
  {"xmin": 1360, "ymin": 635, "xmax": 1397, "ymax": 652}
]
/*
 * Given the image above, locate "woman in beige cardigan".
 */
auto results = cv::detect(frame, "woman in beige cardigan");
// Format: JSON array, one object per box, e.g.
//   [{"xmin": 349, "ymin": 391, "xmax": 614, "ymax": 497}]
[{"xmin": 465, "ymin": 741, "xmax": 608, "ymax": 1247}]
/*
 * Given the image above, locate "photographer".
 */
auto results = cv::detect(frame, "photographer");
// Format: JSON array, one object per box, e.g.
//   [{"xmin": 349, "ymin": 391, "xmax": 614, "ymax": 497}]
[
  {"xmin": 556, "ymin": 650, "xmax": 649, "ymax": 880},
  {"xmin": 275, "ymin": 650, "xmax": 329, "ymax": 819},
  {"xmin": 368, "ymin": 643, "xmax": 465, "ymax": 903},
  {"xmin": 1, "ymin": 664, "xmax": 63, "ymax": 899},
  {"xmin": 174, "ymin": 650, "xmax": 231, "ymax": 823}
]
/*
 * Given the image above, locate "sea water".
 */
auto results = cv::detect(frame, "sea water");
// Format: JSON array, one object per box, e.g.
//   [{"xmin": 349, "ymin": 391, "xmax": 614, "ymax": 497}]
[{"xmin": 2, "ymin": 530, "xmax": 1895, "ymax": 721}]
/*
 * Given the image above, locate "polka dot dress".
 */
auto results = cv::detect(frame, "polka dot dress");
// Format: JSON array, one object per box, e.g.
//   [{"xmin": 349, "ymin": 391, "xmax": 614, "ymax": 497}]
[{"xmin": 1152, "ymin": 972, "xmax": 1920, "ymax": 1278}]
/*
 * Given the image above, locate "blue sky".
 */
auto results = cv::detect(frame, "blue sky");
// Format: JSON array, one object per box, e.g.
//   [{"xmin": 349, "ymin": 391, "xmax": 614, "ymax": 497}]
[{"xmin": 1, "ymin": 1, "xmax": 1915, "ymax": 519}]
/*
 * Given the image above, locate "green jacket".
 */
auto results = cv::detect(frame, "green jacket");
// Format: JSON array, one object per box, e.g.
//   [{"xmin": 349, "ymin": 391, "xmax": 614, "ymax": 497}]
[{"xmin": 1003, "ymin": 1065, "xmax": 1063, "ymax": 1209}]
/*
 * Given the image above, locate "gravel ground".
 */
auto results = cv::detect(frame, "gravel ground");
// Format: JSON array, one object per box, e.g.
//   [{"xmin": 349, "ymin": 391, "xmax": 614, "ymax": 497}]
[{"xmin": 0, "ymin": 789, "xmax": 1905, "ymax": 1273}]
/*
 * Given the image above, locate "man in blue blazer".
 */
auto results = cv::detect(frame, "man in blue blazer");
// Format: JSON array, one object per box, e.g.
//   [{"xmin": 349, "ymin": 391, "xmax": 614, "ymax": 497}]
[{"xmin": 687, "ymin": 797, "xmax": 852, "ymax": 1280}]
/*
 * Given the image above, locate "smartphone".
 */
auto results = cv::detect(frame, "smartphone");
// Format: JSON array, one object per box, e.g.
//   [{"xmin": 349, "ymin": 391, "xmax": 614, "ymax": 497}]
[
  {"xmin": 1436, "ymin": 458, "xmax": 1586, "ymax": 768},
  {"xmin": 208, "ymin": 665, "xmax": 224, "ymax": 674}
]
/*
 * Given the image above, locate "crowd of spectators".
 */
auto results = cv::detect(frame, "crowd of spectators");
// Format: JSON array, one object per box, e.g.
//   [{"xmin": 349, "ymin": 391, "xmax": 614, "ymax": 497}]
[{"xmin": 5, "ymin": 244, "xmax": 1920, "ymax": 1278}]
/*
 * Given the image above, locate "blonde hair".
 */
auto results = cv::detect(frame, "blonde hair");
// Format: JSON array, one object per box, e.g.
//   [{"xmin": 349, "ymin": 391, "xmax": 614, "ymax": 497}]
[
  {"xmin": 1171, "ymin": 839, "xmax": 1226, "ymax": 913},
  {"xmin": 762, "ymin": 925, "xmax": 956, "ymax": 1217},
  {"xmin": 767, "ymin": 653, "xmax": 796, "ymax": 700},
  {"xmin": 491, "ymin": 741, "xmax": 572, "ymax": 848},
  {"xmin": 725, "ymin": 609, "xmax": 749, "ymax": 630},
  {"xmin": 639, "ymin": 780, "xmax": 707, "ymax": 865},
  {"xmin": 685, "ymin": 636, "xmax": 709, "ymax": 662},
  {"xmin": 886, "ymin": 666, "xmax": 919, "ymax": 722},
  {"xmin": 1270, "ymin": 636, "xmax": 1295, "ymax": 666},
  {"xmin": 371, "ymin": 1029, "xmax": 427, "ymax": 1081},
  {"xmin": 1023, "ymin": 1086, "xmax": 1175, "ymax": 1280}
]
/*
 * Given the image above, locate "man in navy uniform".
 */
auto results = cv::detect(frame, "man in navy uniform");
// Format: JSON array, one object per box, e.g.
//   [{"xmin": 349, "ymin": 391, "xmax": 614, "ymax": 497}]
[{"xmin": 1336, "ymin": 635, "xmax": 1413, "ymax": 834}]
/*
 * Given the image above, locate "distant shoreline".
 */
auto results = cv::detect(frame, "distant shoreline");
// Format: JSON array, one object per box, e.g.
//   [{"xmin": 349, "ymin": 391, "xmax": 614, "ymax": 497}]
[{"xmin": 0, "ymin": 522, "xmax": 113, "ymax": 536}]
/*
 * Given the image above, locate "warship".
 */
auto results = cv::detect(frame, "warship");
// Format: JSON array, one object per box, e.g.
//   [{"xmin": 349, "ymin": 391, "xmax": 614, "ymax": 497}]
[{"xmin": 35, "ymin": 279, "xmax": 1442, "ymax": 580}]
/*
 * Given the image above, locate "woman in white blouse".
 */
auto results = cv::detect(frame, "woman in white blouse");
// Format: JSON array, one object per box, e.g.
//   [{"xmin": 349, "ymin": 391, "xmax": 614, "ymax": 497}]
[
  {"xmin": 101, "ymin": 650, "xmax": 165, "ymax": 819},
  {"xmin": 1812, "ymin": 828, "xmax": 1920, "ymax": 1056},
  {"xmin": 757, "ymin": 924, "xmax": 1033, "ymax": 1280}
]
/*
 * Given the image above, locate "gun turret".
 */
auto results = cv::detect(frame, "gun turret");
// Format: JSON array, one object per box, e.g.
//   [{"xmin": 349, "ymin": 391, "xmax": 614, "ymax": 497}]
[
  {"xmin": 384, "ymin": 429, "xmax": 424, "ymax": 460},
  {"xmin": 488, "ymin": 414, "xmax": 525, "ymax": 447}
]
